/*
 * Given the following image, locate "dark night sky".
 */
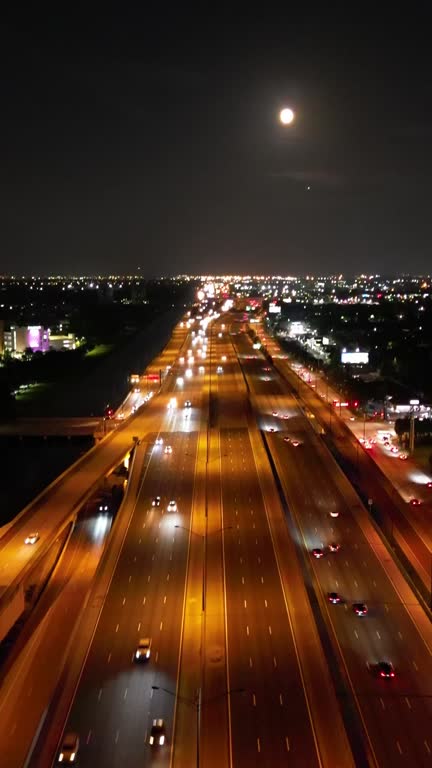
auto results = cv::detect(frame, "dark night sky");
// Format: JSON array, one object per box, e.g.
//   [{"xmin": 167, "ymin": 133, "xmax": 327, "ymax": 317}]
[{"xmin": 1, "ymin": 7, "xmax": 432, "ymax": 276}]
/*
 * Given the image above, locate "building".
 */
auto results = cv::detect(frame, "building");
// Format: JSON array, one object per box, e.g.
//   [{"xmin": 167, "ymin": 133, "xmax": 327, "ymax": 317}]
[
  {"xmin": 48, "ymin": 333, "xmax": 77, "ymax": 351},
  {"xmin": 3, "ymin": 325, "xmax": 50, "ymax": 355}
]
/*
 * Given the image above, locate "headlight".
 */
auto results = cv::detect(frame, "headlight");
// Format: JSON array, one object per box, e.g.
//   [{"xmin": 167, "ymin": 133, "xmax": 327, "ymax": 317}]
[
  {"xmin": 70, "ymin": 754, "xmax": 76, "ymax": 762},
  {"xmin": 159, "ymin": 735, "xmax": 165, "ymax": 745},
  {"xmin": 149, "ymin": 736, "xmax": 154, "ymax": 745},
  {"xmin": 146, "ymin": 650, "xmax": 150, "ymax": 658},
  {"xmin": 58, "ymin": 755, "xmax": 64, "ymax": 763},
  {"xmin": 135, "ymin": 651, "xmax": 140, "ymax": 658}
]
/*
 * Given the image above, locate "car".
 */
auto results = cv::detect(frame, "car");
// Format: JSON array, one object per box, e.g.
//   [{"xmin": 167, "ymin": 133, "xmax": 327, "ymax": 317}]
[
  {"xmin": 167, "ymin": 499, "xmax": 177, "ymax": 512},
  {"xmin": 57, "ymin": 732, "xmax": 79, "ymax": 763},
  {"xmin": 216, "ymin": 366, "xmax": 223, "ymax": 374},
  {"xmin": 272, "ymin": 411, "xmax": 278, "ymax": 417},
  {"xmin": 376, "ymin": 661, "xmax": 395, "ymax": 678},
  {"xmin": 399, "ymin": 452, "xmax": 408, "ymax": 460},
  {"xmin": 24, "ymin": 532, "xmax": 39, "ymax": 545},
  {"xmin": 291, "ymin": 440, "xmax": 301, "ymax": 447},
  {"xmin": 263, "ymin": 367, "xmax": 271, "ymax": 372},
  {"xmin": 328, "ymin": 592, "xmax": 342, "ymax": 604},
  {"xmin": 149, "ymin": 718, "xmax": 166, "ymax": 746},
  {"xmin": 267, "ymin": 427, "xmax": 276, "ymax": 433},
  {"xmin": 221, "ymin": 355, "xmax": 227, "ymax": 362},
  {"xmin": 155, "ymin": 437, "xmax": 164, "ymax": 446},
  {"xmin": 184, "ymin": 400, "xmax": 192, "ymax": 408},
  {"xmin": 152, "ymin": 496, "xmax": 161, "ymax": 507},
  {"xmin": 312, "ymin": 548, "xmax": 324, "ymax": 558},
  {"xmin": 282, "ymin": 414, "xmax": 289, "ymax": 420},
  {"xmin": 164, "ymin": 445, "xmax": 173, "ymax": 454},
  {"xmin": 135, "ymin": 637, "xmax": 152, "ymax": 661},
  {"xmin": 353, "ymin": 603, "xmax": 368, "ymax": 616},
  {"xmin": 98, "ymin": 503, "xmax": 109, "ymax": 513},
  {"xmin": 283, "ymin": 436, "xmax": 291, "ymax": 443},
  {"xmin": 410, "ymin": 498, "xmax": 421, "ymax": 506},
  {"xmin": 263, "ymin": 376, "xmax": 270, "ymax": 382},
  {"xmin": 199, "ymin": 366, "xmax": 205, "ymax": 374},
  {"xmin": 131, "ymin": 405, "xmax": 137, "ymax": 414},
  {"xmin": 117, "ymin": 411, "xmax": 125, "ymax": 420},
  {"xmin": 328, "ymin": 542, "xmax": 340, "ymax": 552},
  {"xmin": 329, "ymin": 510, "xmax": 339, "ymax": 518},
  {"xmin": 391, "ymin": 446, "xmax": 399, "ymax": 454}
]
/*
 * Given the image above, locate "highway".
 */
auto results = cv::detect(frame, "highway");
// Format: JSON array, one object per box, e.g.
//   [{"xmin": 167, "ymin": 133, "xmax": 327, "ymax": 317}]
[
  {"xmin": 34, "ymin": 311, "xmax": 354, "ymax": 768},
  {"xmin": 235, "ymin": 324, "xmax": 432, "ymax": 767},
  {"xmin": 9, "ymin": 304, "xmax": 432, "ymax": 767}
]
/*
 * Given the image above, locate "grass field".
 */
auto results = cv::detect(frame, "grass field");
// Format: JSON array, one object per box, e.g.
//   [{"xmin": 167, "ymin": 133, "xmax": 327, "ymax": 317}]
[{"xmin": 85, "ymin": 344, "xmax": 113, "ymax": 358}]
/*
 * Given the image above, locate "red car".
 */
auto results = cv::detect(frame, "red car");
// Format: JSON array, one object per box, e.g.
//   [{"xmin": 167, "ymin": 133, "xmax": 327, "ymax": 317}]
[
  {"xmin": 410, "ymin": 498, "xmax": 421, "ymax": 506},
  {"xmin": 312, "ymin": 548, "xmax": 324, "ymax": 558},
  {"xmin": 328, "ymin": 592, "xmax": 342, "ymax": 604}
]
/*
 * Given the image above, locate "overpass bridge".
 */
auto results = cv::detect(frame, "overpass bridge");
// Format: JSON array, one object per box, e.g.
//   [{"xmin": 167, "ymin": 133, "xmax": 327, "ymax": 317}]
[
  {"xmin": 0, "ymin": 321, "xmax": 189, "ymax": 644},
  {"xmin": 0, "ymin": 417, "xmax": 103, "ymax": 437}
]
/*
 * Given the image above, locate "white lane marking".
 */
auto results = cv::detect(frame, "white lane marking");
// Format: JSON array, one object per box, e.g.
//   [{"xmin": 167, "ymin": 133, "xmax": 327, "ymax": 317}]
[
  {"xmin": 240, "ymin": 557, "xmax": 243, "ymax": 564},
  {"xmin": 264, "ymin": 599, "xmax": 268, "ymax": 608},
  {"xmin": 250, "ymin": 510, "xmax": 254, "ymax": 516},
  {"xmin": 148, "ymin": 575, "xmax": 151, "ymax": 582},
  {"xmin": 425, "ymin": 740, "xmax": 431, "ymax": 755},
  {"xmin": 249, "ymin": 657, "xmax": 253, "ymax": 668},
  {"xmin": 167, "ymin": 573, "xmax": 170, "ymax": 581},
  {"xmin": 354, "ymin": 630, "xmax": 359, "ymax": 639},
  {"xmin": 143, "ymin": 596, "xmax": 146, "ymax": 605},
  {"xmin": 380, "ymin": 698, "xmax": 385, "ymax": 710},
  {"xmin": 252, "ymin": 523, "xmax": 256, "ymax": 530},
  {"xmin": 241, "ymin": 576, "xmax": 245, "ymax": 584},
  {"xmin": 257, "ymin": 738, "xmax": 261, "ymax": 753},
  {"xmin": 363, "ymin": 561, "xmax": 367, "ymax": 567},
  {"xmin": 376, "ymin": 631, "xmax": 381, "ymax": 640},
  {"xmin": 279, "ymin": 693, "xmax": 283, "ymax": 706},
  {"xmin": 398, "ymin": 631, "xmax": 403, "ymax": 640},
  {"xmin": 354, "ymin": 580, "xmax": 358, "ymax": 588},
  {"xmin": 139, "ymin": 538, "xmax": 142, "ymax": 544},
  {"xmin": 261, "ymin": 576, "xmax": 264, "ymax": 583},
  {"xmin": 164, "ymin": 595, "xmax": 167, "ymax": 604},
  {"xmin": 152, "ymin": 554, "xmax": 155, "ymax": 561},
  {"xmin": 285, "ymin": 737, "xmax": 290, "ymax": 752},
  {"xmin": 155, "ymin": 650, "xmax": 159, "ymax": 663},
  {"xmin": 396, "ymin": 741, "xmax": 403, "ymax": 755},
  {"xmin": 115, "ymin": 624, "xmax": 119, "ymax": 633},
  {"xmin": 384, "ymin": 604, "xmax": 389, "ymax": 612},
  {"xmin": 373, "ymin": 580, "xmax": 377, "ymax": 587},
  {"xmin": 107, "ymin": 652, "xmax": 111, "ymax": 663},
  {"xmin": 258, "ymin": 556, "xmax": 261, "ymax": 564},
  {"xmin": 413, "ymin": 661, "xmax": 418, "ymax": 671},
  {"xmin": 98, "ymin": 689, "xmax": 102, "ymax": 702},
  {"xmin": 237, "ymin": 524, "xmax": 240, "ymax": 530},
  {"xmin": 137, "ymin": 622, "xmax": 141, "ymax": 631},
  {"xmin": 155, "ymin": 537, "xmax": 159, "ymax": 544},
  {"xmin": 122, "ymin": 597, "xmax": 126, "ymax": 606},
  {"xmin": 252, "ymin": 694, "xmax": 256, "ymax": 707},
  {"xmin": 246, "ymin": 626, "xmax": 249, "ymax": 636},
  {"xmin": 124, "ymin": 688, "xmax": 128, "ymax": 700},
  {"xmin": 345, "ymin": 561, "xmax": 349, "ymax": 567},
  {"xmin": 128, "ymin": 575, "xmax": 132, "ymax": 583},
  {"xmin": 115, "ymin": 730, "xmax": 120, "ymax": 744},
  {"xmin": 273, "ymin": 656, "xmax": 277, "ymax": 668},
  {"xmin": 405, "ymin": 697, "xmax": 411, "ymax": 710},
  {"xmin": 335, "ymin": 580, "xmax": 339, "ymax": 588},
  {"xmin": 160, "ymin": 621, "xmax": 163, "ymax": 631},
  {"xmin": 142, "ymin": 522, "xmax": 146, "ymax": 529},
  {"xmin": 268, "ymin": 625, "xmax": 272, "ymax": 636},
  {"xmin": 244, "ymin": 600, "xmax": 247, "ymax": 608},
  {"xmin": 133, "ymin": 556, "xmax": 136, "ymax": 562},
  {"xmin": 255, "ymin": 538, "xmax": 258, "ymax": 544},
  {"xmin": 86, "ymin": 730, "xmax": 92, "ymax": 744},
  {"xmin": 169, "ymin": 552, "xmax": 173, "ymax": 561}
]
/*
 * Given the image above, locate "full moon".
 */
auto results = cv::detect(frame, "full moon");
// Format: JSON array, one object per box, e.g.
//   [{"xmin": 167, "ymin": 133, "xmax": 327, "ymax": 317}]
[{"xmin": 279, "ymin": 107, "xmax": 295, "ymax": 125}]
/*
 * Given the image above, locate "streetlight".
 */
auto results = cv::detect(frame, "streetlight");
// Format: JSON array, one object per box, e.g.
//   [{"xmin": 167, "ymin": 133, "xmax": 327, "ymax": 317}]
[
  {"xmin": 175, "ymin": 524, "xmax": 232, "ymax": 612},
  {"xmin": 151, "ymin": 685, "xmax": 245, "ymax": 768}
]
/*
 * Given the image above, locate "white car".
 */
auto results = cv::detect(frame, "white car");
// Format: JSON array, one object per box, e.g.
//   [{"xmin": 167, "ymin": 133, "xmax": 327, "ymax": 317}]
[
  {"xmin": 164, "ymin": 445, "xmax": 173, "ymax": 454},
  {"xmin": 155, "ymin": 437, "xmax": 164, "ymax": 446},
  {"xmin": 25, "ymin": 532, "xmax": 39, "ymax": 545},
  {"xmin": 135, "ymin": 637, "xmax": 151, "ymax": 661},
  {"xmin": 149, "ymin": 719, "xmax": 165, "ymax": 746},
  {"xmin": 167, "ymin": 499, "xmax": 177, "ymax": 512},
  {"xmin": 216, "ymin": 366, "xmax": 223, "ymax": 374}
]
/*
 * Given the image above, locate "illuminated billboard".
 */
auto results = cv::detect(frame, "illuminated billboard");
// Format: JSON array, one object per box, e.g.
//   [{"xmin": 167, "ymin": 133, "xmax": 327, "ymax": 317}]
[
  {"xmin": 268, "ymin": 302, "xmax": 281, "ymax": 314},
  {"xmin": 341, "ymin": 351, "xmax": 369, "ymax": 365}
]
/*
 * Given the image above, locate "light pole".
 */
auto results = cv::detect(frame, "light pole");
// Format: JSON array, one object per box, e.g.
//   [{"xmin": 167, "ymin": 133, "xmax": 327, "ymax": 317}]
[
  {"xmin": 151, "ymin": 685, "xmax": 245, "ymax": 768},
  {"xmin": 175, "ymin": 524, "xmax": 232, "ymax": 613}
]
